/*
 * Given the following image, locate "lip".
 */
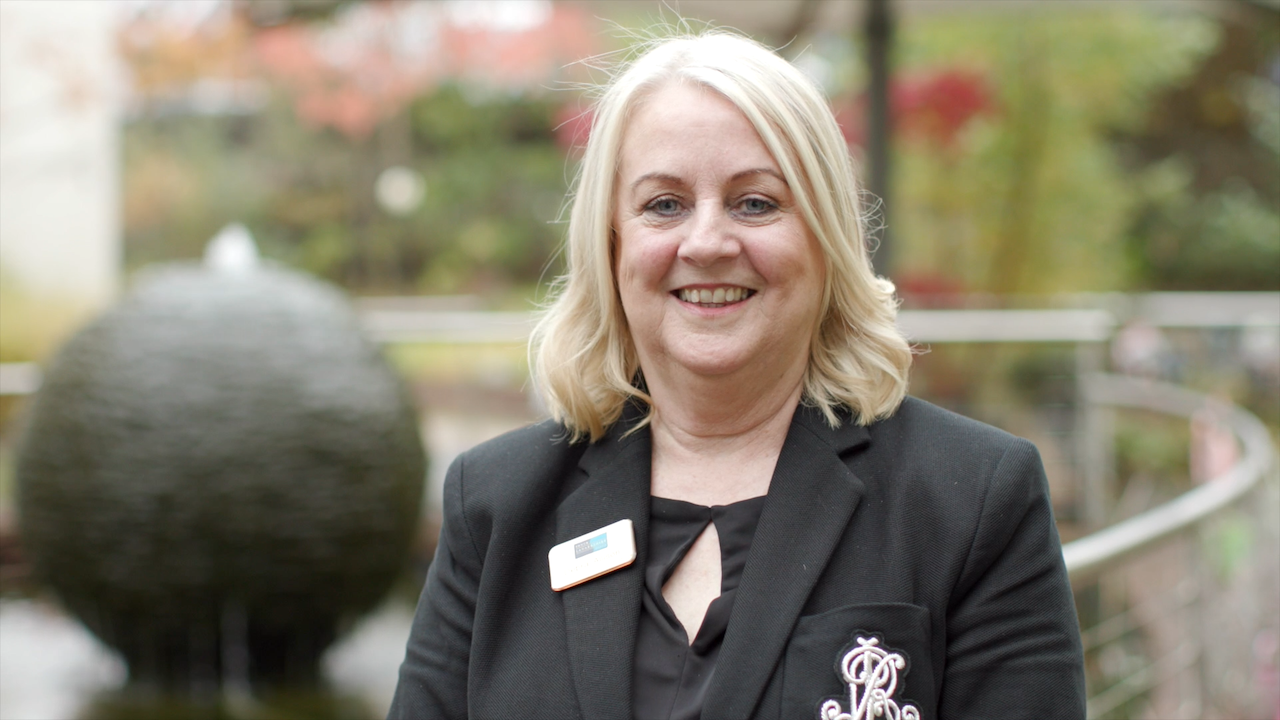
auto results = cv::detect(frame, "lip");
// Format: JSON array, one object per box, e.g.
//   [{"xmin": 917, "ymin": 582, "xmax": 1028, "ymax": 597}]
[{"xmin": 670, "ymin": 283, "xmax": 756, "ymax": 293}]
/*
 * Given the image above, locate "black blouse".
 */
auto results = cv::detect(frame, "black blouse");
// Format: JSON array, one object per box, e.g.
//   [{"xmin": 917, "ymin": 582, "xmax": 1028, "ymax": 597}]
[{"xmin": 633, "ymin": 494, "xmax": 768, "ymax": 720}]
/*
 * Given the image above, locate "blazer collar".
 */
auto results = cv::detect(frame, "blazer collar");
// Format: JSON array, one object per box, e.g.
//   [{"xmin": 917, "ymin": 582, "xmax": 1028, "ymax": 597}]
[
  {"xmin": 555, "ymin": 403, "xmax": 871, "ymax": 720},
  {"xmin": 556, "ymin": 401, "xmax": 652, "ymax": 720},
  {"xmin": 705, "ymin": 404, "xmax": 869, "ymax": 719}
]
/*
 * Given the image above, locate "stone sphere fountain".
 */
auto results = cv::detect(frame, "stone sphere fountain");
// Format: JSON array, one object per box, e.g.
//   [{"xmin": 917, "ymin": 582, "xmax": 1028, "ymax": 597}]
[{"xmin": 15, "ymin": 226, "xmax": 426, "ymax": 702}]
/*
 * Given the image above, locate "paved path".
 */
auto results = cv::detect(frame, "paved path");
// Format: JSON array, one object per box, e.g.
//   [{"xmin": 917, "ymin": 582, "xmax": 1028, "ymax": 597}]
[{"xmin": 0, "ymin": 597, "xmax": 416, "ymax": 720}]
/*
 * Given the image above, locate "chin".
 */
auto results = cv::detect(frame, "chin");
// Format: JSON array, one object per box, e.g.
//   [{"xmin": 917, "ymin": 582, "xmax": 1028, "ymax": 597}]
[{"xmin": 670, "ymin": 352, "xmax": 753, "ymax": 378}]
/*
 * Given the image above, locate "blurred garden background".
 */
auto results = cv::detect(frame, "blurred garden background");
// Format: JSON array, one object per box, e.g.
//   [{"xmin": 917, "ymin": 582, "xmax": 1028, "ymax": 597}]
[{"xmin": 0, "ymin": 1, "xmax": 1277, "ymax": 718}]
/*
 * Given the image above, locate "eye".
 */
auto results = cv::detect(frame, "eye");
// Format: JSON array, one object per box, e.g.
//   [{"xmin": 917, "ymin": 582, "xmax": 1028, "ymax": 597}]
[
  {"xmin": 644, "ymin": 196, "xmax": 683, "ymax": 217},
  {"xmin": 736, "ymin": 196, "xmax": 777, "ymax": 217}
]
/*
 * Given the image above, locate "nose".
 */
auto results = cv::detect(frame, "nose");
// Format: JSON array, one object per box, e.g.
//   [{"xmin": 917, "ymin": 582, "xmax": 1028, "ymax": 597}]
[{"xmin": 676, "ymin": 202, "xmax": 740, "ymax": 267}]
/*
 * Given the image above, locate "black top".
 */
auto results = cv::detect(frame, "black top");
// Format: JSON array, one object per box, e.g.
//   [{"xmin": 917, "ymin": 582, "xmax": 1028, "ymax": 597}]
[{"xmin": 634, "ymin": 495, "xmax": 768, "ymax": 720}]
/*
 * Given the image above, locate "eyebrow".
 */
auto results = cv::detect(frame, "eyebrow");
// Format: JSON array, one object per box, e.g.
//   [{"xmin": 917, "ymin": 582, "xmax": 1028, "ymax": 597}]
[
  {"xmin": 731, "ymin": 167, "xmax": 787, "ymax": 184},
  {"xmin": 627, "ymin": 167, "xmax": 787, "ymax": 193}
]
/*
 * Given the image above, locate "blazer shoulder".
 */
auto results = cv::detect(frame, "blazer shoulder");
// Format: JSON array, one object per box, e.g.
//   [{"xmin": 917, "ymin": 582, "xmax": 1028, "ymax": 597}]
[
  {"xmin": 858, "ymin": 396, "xmax": 1045, "ymax": 511},
  {"xmin": 459, "ymin": 418, "xmax": 578, "ymax": 469},
  {"xmin": 448, "ymin": 418, "xmax": 587, "ymax": 515},
  {"xmin": 882, "ymin": 395, "xmax": 1031, "ymax": 455}
]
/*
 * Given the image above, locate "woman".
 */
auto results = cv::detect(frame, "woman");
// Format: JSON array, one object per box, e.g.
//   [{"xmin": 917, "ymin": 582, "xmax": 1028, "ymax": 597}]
[{"xmin": 389, "ymin": 32, "xmax": 1085, "ymax": 720}]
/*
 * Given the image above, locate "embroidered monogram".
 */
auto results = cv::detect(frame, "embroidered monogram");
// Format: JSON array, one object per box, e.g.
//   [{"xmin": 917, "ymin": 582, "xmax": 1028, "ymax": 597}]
[{"xmin": 819, "ymin": 636, "xmax": 921, "ymax": 720}]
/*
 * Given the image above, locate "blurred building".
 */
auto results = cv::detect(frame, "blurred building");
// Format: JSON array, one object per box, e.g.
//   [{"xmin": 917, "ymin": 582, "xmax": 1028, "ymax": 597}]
[{"xmin": 0, "ymin": 0, "xmax": 122, "ymax": 315}]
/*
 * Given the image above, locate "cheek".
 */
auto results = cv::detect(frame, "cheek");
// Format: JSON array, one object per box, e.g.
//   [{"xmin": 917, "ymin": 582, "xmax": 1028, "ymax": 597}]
[
  {"xmin": 750, "ymin": 231, "xmax": 824, "ymax": 286},
  {"xmin": 791, "ymin": 227, "xmax": 827, "ymax": 288},
  {"xmin": 616, "ymin": 230, "xmax": 677, "ymax": 291},
  {"xmin": 801, "ymin": 246, "xmax": 828, "ymax": 318}
]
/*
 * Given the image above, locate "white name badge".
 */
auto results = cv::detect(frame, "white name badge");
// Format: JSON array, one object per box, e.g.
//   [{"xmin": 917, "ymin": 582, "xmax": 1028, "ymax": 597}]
[{"xmin": 548, "ymin": 519, "xmax": 637, "ymax": 591}]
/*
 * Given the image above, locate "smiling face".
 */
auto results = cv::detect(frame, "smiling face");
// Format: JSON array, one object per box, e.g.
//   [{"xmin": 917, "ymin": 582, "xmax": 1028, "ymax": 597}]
[{"xmin": 612, "ymin": 81, "xmax": 826, "ymax": 392}]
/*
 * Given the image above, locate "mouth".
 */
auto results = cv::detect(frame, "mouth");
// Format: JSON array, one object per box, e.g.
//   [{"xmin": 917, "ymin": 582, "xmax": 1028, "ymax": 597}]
[{"xmin": 674, "ymin": 286, "xmax": 755, "ymax": 308}]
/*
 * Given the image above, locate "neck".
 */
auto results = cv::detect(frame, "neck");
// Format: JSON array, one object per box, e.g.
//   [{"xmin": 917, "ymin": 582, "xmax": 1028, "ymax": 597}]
[
  {"xmin": 647, "ymin": 374, "xmax": 802, "ymax": 448},
  {"xmin": 644, "ymin": 366, "xmax": 804, "ymax": 504}
]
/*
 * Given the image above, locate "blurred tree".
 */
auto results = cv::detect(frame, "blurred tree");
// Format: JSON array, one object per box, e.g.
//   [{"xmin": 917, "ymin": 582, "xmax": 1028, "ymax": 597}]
[
  {"xmin": 1120, "ymin": 2, "xmax": 1280, "ymax": 291},
  {"xmin": 118, "ymin": 2, "xmax": 1271, "ymax": 302},
  {"xmin": 861, "ymin": 7, "xmax": 1225, "ymax": 298},
  {"xmin": 842, "ymin": 6, "xmax": 1246, "ymax": 419},
  {"xmin": 234, "ymin": 0, "xmax": 355, "ymax": 28},
  {"xmin": 122, "ymin": 83, "xmax": 572, "ymax": 298},
  {"xmin": 119, "ymin": 1, "xmax": 593, "ymax": 301},
  {"xmin": 407, "ymin": 85, "xmax": 568, "ymax": 294}
]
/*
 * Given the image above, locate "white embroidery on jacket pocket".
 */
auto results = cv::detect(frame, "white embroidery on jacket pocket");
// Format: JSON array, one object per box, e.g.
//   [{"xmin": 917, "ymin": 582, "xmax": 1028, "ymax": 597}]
[{"xmin": 819, "ymin": 636, "xmax": 921, "ymax": 720}]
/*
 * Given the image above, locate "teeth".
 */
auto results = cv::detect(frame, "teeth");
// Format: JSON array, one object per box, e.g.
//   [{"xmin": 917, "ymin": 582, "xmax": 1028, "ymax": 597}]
[{"xmin": 678, "ymin": 287, "xmax": 750, "ymax": 305}]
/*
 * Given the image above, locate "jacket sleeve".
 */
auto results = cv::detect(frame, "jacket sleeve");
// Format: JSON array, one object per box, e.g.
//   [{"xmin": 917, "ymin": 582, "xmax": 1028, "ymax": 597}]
[
  {"xmin": 939, "ymin": 438, "xmax": 1087, "ymax": 719},
  {"xmin": 388, "ymin": 454, "xmax": 480, "ymax": 719}
]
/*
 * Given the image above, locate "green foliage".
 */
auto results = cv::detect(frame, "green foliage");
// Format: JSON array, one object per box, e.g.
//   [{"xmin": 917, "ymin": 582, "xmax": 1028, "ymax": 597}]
[
  {"xmin": 1114, "ymin": 411, "xmax": 1191, "ymax": 488},
  {"xmin": 123, "ymin": 109, "xmax": 281, "ymax": 269},
  {"xmin": 0, "ymin": 447, "xmax": 12, "ymax": 522},
  {"xmin": 891, "ymin": 8, "xmax": 1221, "ymax": 294},
  {"xmin": 1243, "ymin": 75, "xmax": 1280, "ymax": 155},
  {"xmin": 1007, "ymin": 346, "xmax": 1077, "ymax": 407},
  {"xmin": 1123, "ymin": 58, "xmax": 1280, "ymax": 291},
  {"xmin": 0, "ymin": 267, "xmax": 97, "ymax": 365},
  {"xmin": 1203, "ymin": 511, "xmax": 1254, "ymax": 582},
  {"xmin": 123, "ymin": 83, "xmax": 572, "ymax": 300},
  {"xmin": 119, "ymin": 6, "xmax": 1272, "ymax": 300},
  {"xmin": 412, "ymin": 84, "xmax": 560, "ymax": 150},
  {"xmin": 408, "ymin": 87, "xmax": 570, "ymax": 294},
  {"xmin": 384, "ymin": 342, "xmax": 528, "ymax": 386},
  {"xmin": 1131, "ymin": 173, "xmax": 1280, "ymax": 290},
  {"xmin": 243, "ymin": 0, "xmax": 358, "ymax": 28}
]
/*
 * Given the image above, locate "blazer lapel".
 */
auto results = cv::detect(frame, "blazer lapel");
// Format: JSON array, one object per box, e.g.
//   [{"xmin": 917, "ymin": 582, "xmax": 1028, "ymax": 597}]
[
  {"xmin": 555, "ymin": 412, "xmax": 651, "ymax": 720},
  {"xmin": 704, "ymin": 406, "xmax": 870, "ymax": 720}
]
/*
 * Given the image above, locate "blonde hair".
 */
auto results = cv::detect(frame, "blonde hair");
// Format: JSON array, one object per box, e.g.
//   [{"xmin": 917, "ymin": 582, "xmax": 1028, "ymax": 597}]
[{"xmin": 531, "ymin": 31, "xmax": 911, "ymax": 442}]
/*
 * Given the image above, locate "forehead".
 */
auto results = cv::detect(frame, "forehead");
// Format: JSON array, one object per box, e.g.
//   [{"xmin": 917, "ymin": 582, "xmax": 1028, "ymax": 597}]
[{"xmin": 615, "ymin": 81, "xmax": 781, "ymax": 181}]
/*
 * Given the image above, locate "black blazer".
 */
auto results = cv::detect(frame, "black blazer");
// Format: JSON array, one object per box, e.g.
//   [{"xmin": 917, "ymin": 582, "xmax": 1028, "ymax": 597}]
[{"xmin": 388, "ymin": 398, "xmax": 1086, "ymax": 719}]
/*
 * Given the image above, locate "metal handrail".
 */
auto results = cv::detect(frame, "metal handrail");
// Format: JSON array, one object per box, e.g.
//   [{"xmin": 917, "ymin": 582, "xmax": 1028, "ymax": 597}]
[
  {"xmin": 0, "ymin": 362, "xmax": 42, "ymax": 396},
  {"xmin": 1077, "ymin": 579, "xmax": 1197, "ymax": 654},
  {"xmin": 1062, "ymin": 373, "xmax": 1277, "ymax": 579}
]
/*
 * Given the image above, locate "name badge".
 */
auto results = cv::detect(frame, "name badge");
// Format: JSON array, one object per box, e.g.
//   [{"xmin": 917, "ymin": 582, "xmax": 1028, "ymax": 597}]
[{"xmin": 548, "ymin": 519, "xmax": 636, "ymax": 591}]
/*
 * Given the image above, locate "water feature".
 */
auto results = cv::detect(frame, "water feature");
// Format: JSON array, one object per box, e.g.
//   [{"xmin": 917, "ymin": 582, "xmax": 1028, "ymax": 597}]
[{"xmin": 9, "ymin": 229, "xmax": 428, "ymax": 718}]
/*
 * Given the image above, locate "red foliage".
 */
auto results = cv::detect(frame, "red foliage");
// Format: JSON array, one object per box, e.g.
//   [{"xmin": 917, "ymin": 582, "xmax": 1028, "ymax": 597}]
[
  {"xmin": 833, "ymin": 101, "xmax": 866, "ymax": 148},
  {"xmin": 251, "ymin": 4, "xmax": 437, "ymax": 139},
  {"xmin": 251, "ymin": 2, "xmax": 599, "ymax": 140},
  {"xmin": 893, "ymin": 69, "xmax": 994, "ymax": 149},
  {"xmin": 554, "ymin": 103, "xmax": 593, "ymax": 154},
  {"xmin": 895, "ymin": 271, "xmax": 969, "ymax": 307},
  {"xmin": 834, "ymin": 68, "xmax": 995, "ymax": 152},
  {"xmin": 438, "ymin": 5, "xmax": 598, "ymax": 89}
]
